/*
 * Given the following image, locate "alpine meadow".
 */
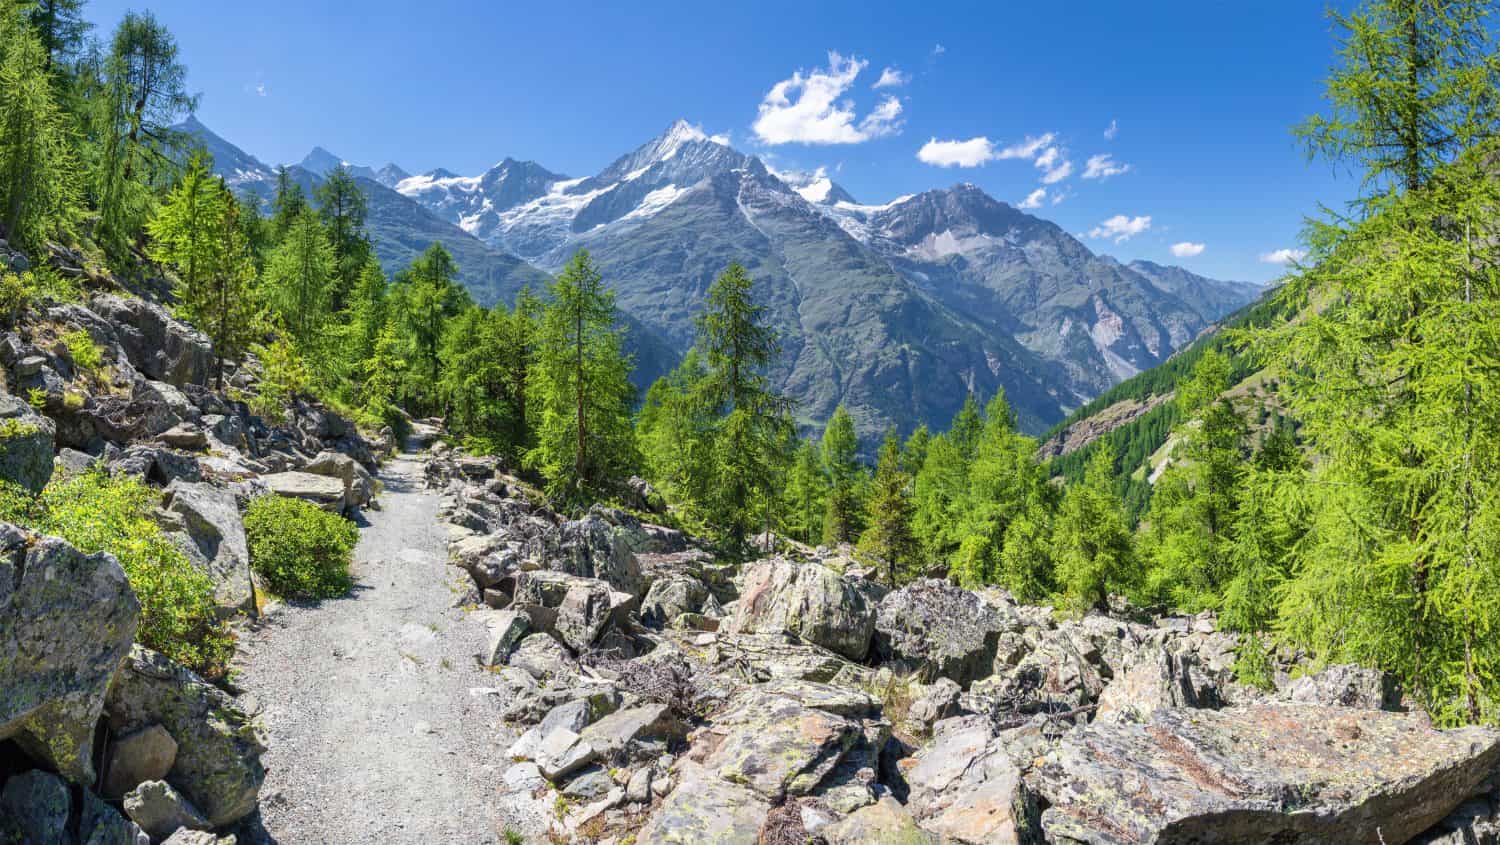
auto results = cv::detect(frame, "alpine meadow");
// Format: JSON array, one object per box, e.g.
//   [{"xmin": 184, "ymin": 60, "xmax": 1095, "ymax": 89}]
[{"xmin": 4, "ymin": 1, "xmax": 1500, "ymax": 843}]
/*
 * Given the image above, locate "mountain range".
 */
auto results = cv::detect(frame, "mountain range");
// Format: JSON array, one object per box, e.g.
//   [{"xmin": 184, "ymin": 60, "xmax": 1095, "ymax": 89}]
[{"xmin": 180, "ymin": 116, "xmax": 1261, "ymax": 440}]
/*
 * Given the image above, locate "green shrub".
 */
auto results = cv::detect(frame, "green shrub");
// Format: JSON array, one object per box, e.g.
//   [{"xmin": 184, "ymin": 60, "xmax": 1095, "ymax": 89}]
[
  {"xmin": 244, "ymin": 495, "xmax": 357, "ymax": 599},
  {"xmin": 0, "ymin": 473, "xmax": 235, "ymax": 678},
  {"xmin": 62, "ymin": 328, "xmax": 102, "ymax": 375},
  {"xmin": 0, "ymin": 269, "xmax": 81, "ymax": 322}
]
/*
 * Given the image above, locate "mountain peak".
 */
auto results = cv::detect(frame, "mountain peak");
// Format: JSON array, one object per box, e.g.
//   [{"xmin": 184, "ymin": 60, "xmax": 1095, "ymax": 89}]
[{"xmin": 298, "ymin": 146, "xmax": 345, "ymax": 177}]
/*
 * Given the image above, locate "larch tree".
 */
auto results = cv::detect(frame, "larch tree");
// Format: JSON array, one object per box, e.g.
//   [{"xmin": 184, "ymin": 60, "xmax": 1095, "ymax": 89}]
[
  {"xmin": 820, "ymin": 405, "xmax": 864, "ymax": 545},
  {"xmin": 25, "ymin": 0, "xmax": 88, "ymax": 73},
  {"xmin": 0, "ymin": 15, "xmax": 77, "ymax": 252},
  {"xmin": 315, "ymin": 165, "xmax": 370, "ymax": 310},
  {"xmin": 527, "ymin": 250, "xmax": 637, "ymax": 502},
  {"xmin": 1050, "ymin": 444, "xmax": 1134, "ymax": 612},
  {"xmin": 859, "ymin": 428, "xmax": 920, "ymax": 584},
  {"xmin": 262, "ymin": 207, "xmax": 334, "ymax": 346}
]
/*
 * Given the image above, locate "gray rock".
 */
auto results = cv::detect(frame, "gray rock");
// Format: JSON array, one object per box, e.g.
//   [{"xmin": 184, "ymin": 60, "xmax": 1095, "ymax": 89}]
[
  {"xmin": 122, "ymin": 780, "xmax": 210, "ymax": 842},
  {"xmin": 0, "ymin": 394, "xmax": 55, "ymax": 493},
  {"xmin": 89, "ymin": 295, "xmax": 212, "ymax": 387},
  {"xmin": 481, "ymin": 609, "xmax": 530, "ymax": 666},
  {"xmin": 507, "ymin": 633, "xmax": 575, "ymax": 680},
  {"xmin": 578, "ymin": 703, "xmax": 688, "ymax": 761},
  {"xmin": 102, "ymin": 723, "xmax": 179, "ymax": 800},
  {"xmin": 1275, "ymin": 663, "xmax": 1403, "ymax": 711},
  {"xmin": 161, "ymin": 831, "xmax": 235, "ymax": 845},
  {"xmin": 724, "ymin": 557, "xmax": 876, "ymax": 661},
  {"xmin": 106, "ymin": 646, "xmax": 266, "ymax": 827},
  {"xmin": 158, "ymin": 424, "xmax": 208, "ymax": 451},
  {"xmin": 555, "ymin": 578, "xmax": 614, "ymax": 652},
  {"xmin": 907, "ymin": 678, "xmax": 962, "ymax": 731},
  {"xmin": 0, "ymin": 528, "xmax": 140, "ymax": 782},
  {"xmin": 301, "ymin": 451, "xmax": 374, "ymax": 510},
  {"xmin": 554, "ymin": 511, "xmax": 645, "ymax": 598},
  {"xmin": 634, "ymin": 759, "xmax": 769, "ymax": 844},
  {"xmin": 261, "ymin": 471, "xmax": 347, "ymax": 512},
  {"xmin": 0, "ymin": 770, "xmax": 71, "ymax": 844},
  {"xmin": 1093, "ymin": 645, "xmax": 1218, "ymax": 723},
  {"xmin": 1035, "ymin": 705, "xmax": 1500, "ymax": 844},
  {"xmin": 625, "ymin": 767, "xmax": 653, "ymax": 804},
  {"xmin": 873, "ymin": 579, "xmax": 1012, "ymax": 688},
  {"xmin": 640, "ymin": 573, "xmax": 708, "ymax": 628},
  {"xmin": 79, "ymin": 788, "xmax": 150, "ymax": 845},
  {"xmin": 160, "ymin": 481, "xmax": 256, "ymax": 615},
  {"xmin": 822, "ymin": 796, "xmax": 936, "ymax": 845},
  {"xmin": 533, "ymin": 727, "xmax": 595, "ymax": 781},
  {"xmin": 561, "ymin": 765, "xmax": 615, "ymax": 801}
]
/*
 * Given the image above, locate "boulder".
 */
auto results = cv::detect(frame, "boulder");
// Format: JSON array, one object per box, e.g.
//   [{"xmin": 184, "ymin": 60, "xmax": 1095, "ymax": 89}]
[
  {"xmin": 1093, "ymin": 646, "xmax": 1218, "ymax": 723},
  {"xmin": 108, "ymin": 445, "xmax": 202, "ymax": 486},
  {"xmin": 0, "ymin": 394, "xmax": 55, "ymax": 493},
  {"xmin": 697, "ymin": 686, "xmax": 865, "ymax": 800},
  {"xmin": 102, "ymin": 723, "xmax": 179, "ymax": 800},
  {"xmin": 902, "ymin": 716, "xmax": 1041, "ymax": 843},
  {"xmin": 1275, "ymin": 663, "xmax": 1403, "ymax": 711},
  {"xmin": 822, "ymin": 796, "xmax": 936, "ymax": 845},
  {"xmin": 261, "ymin": 471, "xmax": 347, "ymax": 512},
  {"xmin": 873, "ymin": 579, "xmax": 1012, "ymax": 687},
  {"xmin": 640, "ymin": 573, "xmax": 709, "ymax": 628},
  {"xmin": 1034, "ymin": 705, "xmax": 1500, "ymax": 844},
  {"xmin": 106, "ymin": 646, "xmax": 266, "ymax": 827},
  {"xmin": 907, "ymin": 678, "xmax": 963, "ymax": 732},
  {"xmin": 577, "ymin": 703, "xmax": 687, "ymax": 761},
  {"xmin": 480, "ymin": 609, "xmax": 530, "ymax": 667},
  {"xmin": 0, "ymin": 769, "xmax": 71, "ymax": 844},
  {"xmin": 90, "ymin": 295, "xmax": 212, "ymax": 387},
  {"xmin": 553, "ymin": 511, "xmax": 645, "ymax": 598},
  {"xmin": 80, "ymin": 789, "xmax": 150, "ymax": 845},
  {"xmin": 122, "ymin": 780, "xmax": 210, "ymax": 842},
  {"xmin": 724, "ymin": 557, "xmax": 876, "ymax": 661},
  {"xmin": 0, "ymin": 527, "xmax": 140, "ymax": 783},
  {"xmin": 555, "ymin": 578, "xmax": 615, "ymax": 652},
  {"xmin": 302, "ymin": 451, "xmax": 374, "ymax": 510},
  {"xmin": 635, "ymin": 759, "xmax": 770, "ymax": 844},
  {"xmin": 160, "ymin": 481, "xmax": 256, "ymax": 615},
  {"xmin": 158, "ymin": 424, "xmax": 208, "ymax": 451},
  {"xmin": 507, "ymin": 633, "xmax": 575, "ymax": 680}
]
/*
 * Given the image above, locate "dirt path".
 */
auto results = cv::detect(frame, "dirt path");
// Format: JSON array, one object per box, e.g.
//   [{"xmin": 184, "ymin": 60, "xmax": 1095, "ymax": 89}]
[{"xmin": 235, "ymin": 452, "xmax": 515, "ymax": 844}]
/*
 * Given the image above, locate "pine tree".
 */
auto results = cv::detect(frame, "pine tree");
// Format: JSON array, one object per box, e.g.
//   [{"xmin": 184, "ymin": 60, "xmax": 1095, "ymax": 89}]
[
  {"xmin": 396, "ymin": 242, "xmax": 469, "ymax": 413},
  {"xmin": 636, "ymin": 349, "xmax": 716, "ymax": 519},
  {"xmin": 315, "ymin": 165, "xmax": 370, "ymax": 310},
  {"xmin": 439, "ymin": 304, "xmax": 512, "ymax": 451},
  {"xmin": 820, "ymin": 405, "xmax": 864, "ymax": 544},
  {"xmin": 1051, "ymin": 444, "xmax": 1134, "ymax": 612},
  {"xmin": 0, "ymin": 17, "xmax": 78, "ymax": 252},
  {"xmin": 527, "ymin": 250, "xmax": 637, "ymax": 502},
  {"xmin": 262, "ymin": 208, "xmax": 334, "ymax": 346},
  {"xmin": 859, "ymin": 428, "xmax": 920, "ymax": 584},
  {"xmin": 781, "ymin": 438, "xmax": 827, "ymax": 546},
  {"xmin": 949, "ymin": 390, "xmax": 1049, "ymax": 589},
  {"xmin": 913, "ymin": 394, "xmax": 982, "ymax": 562}
]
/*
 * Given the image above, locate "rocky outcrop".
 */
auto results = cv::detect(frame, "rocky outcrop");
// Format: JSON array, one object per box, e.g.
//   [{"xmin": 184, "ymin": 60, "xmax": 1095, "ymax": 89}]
[
  {"xmin": 724, "ymin": 557, "xmax": 877, "ymax": 661},
  {"xmin": 1034, "ymin": 705, "xmax": 1500, "ymax": 844},
  {"xmin": 106, "ymin": 646, "xmax": 266, "ymax": 827},
  {"xmin": 89, "ymin": 294, "xmax": 213, "ymax": 388},
  {"xmin": 262, "ymin": 470, "xmax": 348, "ymax": 512},
  {"xmin": 0, "ymin": 769, "xmax": 148, "ymax": 845},
  {"xmin": 0, "ymin": 525, "xmax": 140, "ymax": 783}
]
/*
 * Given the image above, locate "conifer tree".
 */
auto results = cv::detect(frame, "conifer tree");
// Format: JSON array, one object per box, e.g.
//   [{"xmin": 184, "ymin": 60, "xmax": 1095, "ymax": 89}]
[
  {"xmin": 636, "ymin": 349, "xmax": 715, "ymax": 517},
  {"xmin": 949, "ymin": 390, "xmax": 1048, "ymax": 589},
  {"xmin": 913, "ymin": 394, "xmax": 982, "ymax": 561},
  {"xmin": 262, "ymin": 207, "xmax": 334, "ymax": 346},
  {"xmin": 271, "ymin": 165, "xmax": 308, "ymax": 240},
  {"xmin": 26, "ymin": 0, "xmax": 88, "ymax": 73},
  {"xmin": 1051, "ymin": 444, "xmax": 1134, "ymax": 612},
  {"xmin": 396, "ymin": 242, "xmax": 468, "ymax": 412},
  {"xmin": 0, "ymin": 17, "xmax": 78, "ymax": 252},
  {"xmin": 315, "ymin": 165, "xmax": 370, "ymax": 310},
  {"xmin": 820, "ymin": 405, "xmax": 864, "ymax": 544},
  {"xmin": 859, "ymin": 428, "xmax": 920, "ymax": 584},
  {"xmin": 527, "ymin": 250, "xmax": 637, "ymax": 502},
  {"xmin": 696, "ymin": 263, "xmax": 790, "ymax": 547},
  {"xmin": 781, "ymin": 438, "xmax": 827, "ymax": 546}
]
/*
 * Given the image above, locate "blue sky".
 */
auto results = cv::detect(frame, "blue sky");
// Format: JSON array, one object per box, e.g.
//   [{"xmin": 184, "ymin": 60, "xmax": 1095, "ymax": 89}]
[{"xmin": 86, "ymin": 0, "xmax": 1358, "ymax": 283}]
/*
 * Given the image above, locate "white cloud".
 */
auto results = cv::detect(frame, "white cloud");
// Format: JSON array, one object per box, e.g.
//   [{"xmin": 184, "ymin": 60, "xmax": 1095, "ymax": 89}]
[
  {"xmin": 1051, "ymin": 191, "xmax": 1068, "ymax": 206},
  {"xmin": 1018, "ymin": 188, "xmax": 1046, "ymax": 209},
  {"xmin": 255, "ymin": 83, "xmax": 267, "ymax": 97},
  {"xmin": 932, "ymin": 44, "xmax": 946, "ymax": 56},
  {"xmin": 873, "ymin": 67, "xmax": 908, "ymax": 89},
  {"xmin": 1082, "ymin": 153, "xmax": 1130, "ymax": 180},
  {"xmin": 753, "ymin": 52, "xmax": 903, "ymax": 145},
  {"xmin": 917, "ymin": 136, "xmax": 996, "ymax": 167},
  {"xmin": 1260, "ymin": 248, "xmax": 1307, "ymax": 265},
  {"xmin": 1104, "ymin": 119, "xmax": 1118, "ymax": 140},
  {"xmin": 997, "ymin": 133, "xmax": 1055, "ymax": 160},
  {"xmin": 1089, "ymin": 214, "xmax": 1152, "ymax": 243},
  {"xmin": 1171, "ymin": 241, "xmax": 1206, "ymax": 258}
]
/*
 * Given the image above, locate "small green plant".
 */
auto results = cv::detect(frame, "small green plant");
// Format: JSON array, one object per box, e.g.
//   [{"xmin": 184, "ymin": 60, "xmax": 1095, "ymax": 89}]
[
  {"xmin": 0, "ymin": 418, "xmax": 40, "ymax": 440},
  {"xmin": 504, "ymin": 830, "xmax": 525, "ymax": 845},
  {"xmin": 1233, "ymin": 636, "xmax": 1279, "ymax": 692},
  {"xmin": 0, "ymin": 473, "xmax": 235, "ymax": 678},
  {"xmin": 244, "ymin": 495, "xmax": 358, "ymax": 599},
  {"xmin": 0, "ymin": 269, "xmax": 81, "ymax": 323},
  {"xmin": 26, "ymin": 387, "xmax": 46, "ymax": 411},
  {"xmin": 62, "ymin": 329, "xmax": 102, "ymax": 376}
]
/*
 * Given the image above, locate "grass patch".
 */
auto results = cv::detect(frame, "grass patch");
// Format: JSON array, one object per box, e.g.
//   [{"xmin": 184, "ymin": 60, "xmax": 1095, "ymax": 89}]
[{"xmin": 244, "ymin": 495, "xmax": 357, "ymax": 599}]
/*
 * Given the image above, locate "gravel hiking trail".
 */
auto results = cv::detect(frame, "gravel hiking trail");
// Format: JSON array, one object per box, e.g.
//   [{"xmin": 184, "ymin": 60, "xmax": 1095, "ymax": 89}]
[{"xmin": 234, "ymin": 450, "xmax": 517, "ymax": 844}]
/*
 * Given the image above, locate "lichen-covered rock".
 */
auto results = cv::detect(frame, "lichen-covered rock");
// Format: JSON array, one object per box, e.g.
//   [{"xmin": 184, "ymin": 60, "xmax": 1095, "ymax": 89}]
[
  {"xmin": 106, "ymin": 646, "xmax": 266, "ymax": 827},
  {"xmin": 160, "ymin": 480, "xmax": 256, "ymax": 615},
  {"xmin": 1034, "ymin": 705, "xmax": 1500, "ymax": 844},
  {"xmin": 0, "ymin": 394, "xmax": 55, "ymax": 493},
  {"xmin": 102, "ymin": 723, "xmax": 179, "ymax": 800},
  {"xmin": 635, "ymin": 759, "xmax": 770, "ymax": 844},
  {"xmin": 507, "ymin": 633, "xmax": 576, "ymax": 680},
  {"xmin": 0, "ymin": 769, "xmax": 71, "ymax": 844},
  {"xmin": 1093, "ymin": 646, "xmax": 1219, "ymax": 723},
  {"xmin": 724, "ymin": 558, "xmax": 876, "ymax": 661},
  {"xmin": 90, "ymin": 294, "xmax": 212, "ymax": 387},
  {"xmin": 0, "ymin": 526, "xmax": 140, "ymax": 783},
  {"xmin": 301, "ymin": 451, "xmax": 374, "ymax": 510},
  {"xmin": 640, "ymin": 573, "xmax": 709, "ymax": 628},
  {"xmin": 902, "ymin": 716, "xmax": 1041, "ymax": 843},
  {"xmin": 553, "ymin": 511, "xmax": 645, "ymax": 598},
  {"xmin": 822, "ymin": 796, "xmax": 936, "ymax": 845},
  {"xmin": 555, "ymin": 578, "xmax": 614, "ymax": 652},
  {"xmin": 261, "ymin": 471, "xmax": 347, "ymax": 513},
  {"xmin": 480, "ymin": 609, "xmax": 530, "ymax": 667},
  {"xmin": 1274, "ymin": 663, "xmax": 1403, "ymax": 711},
  {"xmin": 873, "ymin": 579, "xmax": 1012, "ymax": 687},
  {"xmin": 123, "ymin": 780, "xmax": 210, "ymax": 842}
]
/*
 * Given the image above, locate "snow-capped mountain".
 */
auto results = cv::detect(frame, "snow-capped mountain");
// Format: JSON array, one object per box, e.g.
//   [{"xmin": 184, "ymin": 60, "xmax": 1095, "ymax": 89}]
[{"xmin": 181, "ymin": 116, "xmax": 1258, "ymax": 440}]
